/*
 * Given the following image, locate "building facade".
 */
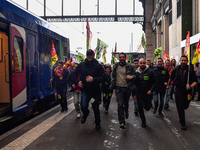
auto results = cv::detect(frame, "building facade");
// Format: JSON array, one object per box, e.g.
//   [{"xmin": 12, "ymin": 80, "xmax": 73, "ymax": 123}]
[{"xmin": 145, "ymin": 0, "xmax": 200, "ymax": 63}]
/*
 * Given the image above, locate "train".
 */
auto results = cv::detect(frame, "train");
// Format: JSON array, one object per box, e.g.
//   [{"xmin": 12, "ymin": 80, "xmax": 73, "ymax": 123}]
[{"xmin": 0, "ymin": 0, "xmax": 70, "ymax": 125}]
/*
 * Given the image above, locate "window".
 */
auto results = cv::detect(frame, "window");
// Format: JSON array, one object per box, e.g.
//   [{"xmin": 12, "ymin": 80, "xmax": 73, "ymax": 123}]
[
  {"xmin": 0, "ymin": 38, "xmax": 2, "ymax": 62},
  {"xmin": 177, "ymin": 0, "xmax": 181, "ymax": 18},
  {"xmin": 14, "ymin": 36, "xmax": 23, "ymax": 72},
  {"xmin": 169, "ymin": 0, "xmax": 172, "ymax": 25}
]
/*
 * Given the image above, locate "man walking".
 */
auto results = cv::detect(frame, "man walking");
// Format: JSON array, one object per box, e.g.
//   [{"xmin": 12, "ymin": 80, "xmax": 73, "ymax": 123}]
[
  {"xmin": 134, "ymin": 58, "xmax": 155, "ymax": 127},
  {"xmin": 50, "ymin": 60, "xmax": 69, "ymax": 112},
  {"xmin": 110, "ymin": 52, "xmax": 136, "ymax": 129},
  {"xmin": 71, "ymin": 49, "xmax": 105, "ymax": 130},
  {"xmin": 167, "ymin": 56, "xmax": 197, "ymax": 130},
  {"xmin": 153, "ymin": 58, "xmax": 169, "ymax": 117}
]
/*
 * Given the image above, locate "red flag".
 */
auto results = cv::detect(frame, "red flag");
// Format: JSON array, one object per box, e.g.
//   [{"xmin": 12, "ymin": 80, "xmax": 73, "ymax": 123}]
[
  {"xmin": 197, "ymin": 39, "xmax": 200, "ymax": 54},
  {"xmin": 51, "ymin": 40, "xmax": 58, "ymax": 68},
  {"xmin": 147, "ymin": 57, "xmax": 149, "ymax": 60},
  {"xmin": 93, "ymin": 47, "xmax": 97, "ymax": 53},
  {"xmin": 86, "ymin": 19, "xmax": 92, "ymax": 50},
  {"xmin": 163, "ymin": 51, "xmax": 170, "ymax": 60},
  {"xmin": 64, "ymin": 57, "xmax": 73, "ymax": 69},
  {"xmin": 184, "ymin": 31, "xmax": 190, "ymax": 55}
]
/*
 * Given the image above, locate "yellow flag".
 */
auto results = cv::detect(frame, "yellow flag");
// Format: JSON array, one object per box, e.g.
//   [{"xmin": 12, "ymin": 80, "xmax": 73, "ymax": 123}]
[{"xmin": 192, "ymin": 39, "xmax": 200, "ymax": 64}]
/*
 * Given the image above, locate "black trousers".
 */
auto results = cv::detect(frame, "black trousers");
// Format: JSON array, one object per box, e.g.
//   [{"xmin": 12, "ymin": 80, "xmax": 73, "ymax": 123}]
[
  {"xmin": 175, "ymin": 88, "xmax": 190, "ymax": 126},
  {"xmin": 136, "ymin": 92, "xmax": 152, "ymax": 124},
  {"xmin": 103, "ymin": 90, "xmax": 113, "ymax": 110},
  {"xmin": 115, "ymin": 87, "xmax": 131, "ymax": 124}
]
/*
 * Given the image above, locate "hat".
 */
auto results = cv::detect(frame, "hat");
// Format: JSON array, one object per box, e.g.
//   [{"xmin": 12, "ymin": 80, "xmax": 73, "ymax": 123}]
[{"xmin": 86, "ymin": 49, "xmax": 95, "ymax": 56}]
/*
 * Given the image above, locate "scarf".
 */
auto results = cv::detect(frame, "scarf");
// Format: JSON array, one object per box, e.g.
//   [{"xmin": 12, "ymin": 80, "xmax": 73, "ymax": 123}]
[{"xmin": 55, "ymin": 67, "xmax": 64, "ymax": 77}]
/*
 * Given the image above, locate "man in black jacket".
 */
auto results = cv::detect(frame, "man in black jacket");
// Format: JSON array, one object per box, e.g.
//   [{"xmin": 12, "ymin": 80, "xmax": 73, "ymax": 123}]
[
  {"xmin": 134, "ymin": 58, "xmax": 156, "ymax": 128},
  {"xmin": 50, "ymin": 60, "xmax": 69, "ymax": 112},
  {"xmin": 109, "ymin": 52, "xmax": 136, "ymax": 129},
  {"xmin": 153, "ymin": 58, "xmax": 169, "ymax": 117},
  {"xmin": 167, "ymin": 55, "xmax": 197, "ymax": 130},
  {"xmin": 71, "ymin": 49, "xmax": 105, "ymax": 130}
]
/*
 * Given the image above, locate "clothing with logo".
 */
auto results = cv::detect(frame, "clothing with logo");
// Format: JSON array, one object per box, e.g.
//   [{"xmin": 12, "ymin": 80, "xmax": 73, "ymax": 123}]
[
  {"xmin": 135, "ymin": 65, "xmax": 156, "ymax": 125},
  {"xmin": 153, "ymin": 66, "xmax": 169, "ymax": 93},
  {"xmin": 102, "ymin": 74, "xmax": 113, "ymax": 111}
]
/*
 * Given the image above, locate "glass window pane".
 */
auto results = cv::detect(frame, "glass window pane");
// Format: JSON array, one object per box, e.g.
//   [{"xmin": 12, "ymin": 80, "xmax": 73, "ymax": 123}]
[{"xmin": 14, "ymin": 36, "xmax": 23, "ymax": 72}]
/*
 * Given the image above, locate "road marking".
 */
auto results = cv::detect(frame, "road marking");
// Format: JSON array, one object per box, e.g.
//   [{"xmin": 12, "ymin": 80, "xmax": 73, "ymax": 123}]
[
  {"xmin": 162, "ymin": 114, "xmax": 193, "ymax": 150},
  {"xmin": 0, "ymin": 97, "xmax": 74, "ymax": 141},
  {"xmin": 0, "ymin": 103, "xmax": 75, "ymax": 150}
]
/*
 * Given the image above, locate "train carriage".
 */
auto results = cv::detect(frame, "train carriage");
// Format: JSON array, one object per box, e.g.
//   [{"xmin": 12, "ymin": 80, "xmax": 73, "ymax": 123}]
[{"xmin": 0, "ymin": 0, "xmax": 70, "ymax": 124}]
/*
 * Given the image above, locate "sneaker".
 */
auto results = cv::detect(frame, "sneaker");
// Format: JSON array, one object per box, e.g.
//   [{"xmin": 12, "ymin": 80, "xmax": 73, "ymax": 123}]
[
  {"xmin": 81, "ymin": 115, "xmax": 88, "ymax": 124},
  {"xmin": 159, "ymin": 112, "xmax": 164, "ymax": 117},
  {"xmin": 181, "ymin": 125, "xmax": 186, "ymax": 130},
  {"xmin": 141, "ymin": 123, "xmax": 147, "ymax": 128},
  {"xmin": 164, "ymin": 104, "xmax": 169, "ymax": 110},
  {"xmin": 95, "ymin": 122, "xmax": 101, "ymax": 130},
  {"xmin": 153, "ymin": 109, "xmax": 157, "ymax": 114},
  {"xmin": 125, "ymin": 112, "xmax": 129, "ymax": 119},
  {"xmin": 105, "ymin": 110, "xmax": 108, "ymax": 114},
  {"xmin": 77, "ymin": 113, "xmax": 81, "ymax": 118},
  {"xmin": 120, "ymin": 123, "xmax": 125, "ymax": 129},
  {"xmin": 134, "ymin": 109, "xmax": 138, "ymax": 116}
]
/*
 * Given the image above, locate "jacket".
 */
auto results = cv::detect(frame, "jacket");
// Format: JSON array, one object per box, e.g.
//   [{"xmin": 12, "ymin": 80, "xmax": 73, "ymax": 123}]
[
  {"xmin": 109, "ymin": 62, "xmax": 136, "ymax": 91},
  {"xmin": 135, "ymin": 65, "xmax": 155, "ymax": 94},
  {"xmin": 102, "ymin": 74, "xmax": 112, "ymax": 93},
  {"xmin": 153, "ymin": 66, "xmax": 169, "ymax": 93},
  {"xmin": 71, "ymin": 58, "xmax": 106, "ymax": 93},
  {"xmin": 52, "ymin": 68, "xmax": 69, "ymax": 89}
]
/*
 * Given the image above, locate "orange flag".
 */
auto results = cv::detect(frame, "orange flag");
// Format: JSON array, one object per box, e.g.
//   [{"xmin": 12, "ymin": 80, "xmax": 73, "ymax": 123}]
[
  {"xmin": 163, "ymin": 51, "xmax": 170, "ymax": 60},
  {"xmin": 51, "ymin": 40, "xmax": 58, "ymax": 69}
]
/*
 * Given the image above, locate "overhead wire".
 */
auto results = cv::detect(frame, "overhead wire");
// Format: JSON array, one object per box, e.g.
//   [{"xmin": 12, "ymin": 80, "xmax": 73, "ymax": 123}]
[{"xmin": 35, "ymin": 0, "xmax": 86, "ymax": 36}]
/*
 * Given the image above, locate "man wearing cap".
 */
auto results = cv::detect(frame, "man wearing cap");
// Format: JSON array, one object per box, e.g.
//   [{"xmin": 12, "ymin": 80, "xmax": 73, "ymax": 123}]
[{"xmin": 71, "ymin": 49, "xmax": 106, "ymax": 130}]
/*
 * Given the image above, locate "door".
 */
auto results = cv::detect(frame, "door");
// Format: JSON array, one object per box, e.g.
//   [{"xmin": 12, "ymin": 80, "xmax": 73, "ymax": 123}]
[
  {"xmin": 10, "ymin": 24, "xmax": 27, "ymax": 110},
  {"xmin": 0, "ymin": 22, "xmax": 10, "ymax": 105},
  {"xmin": 26, "ymin": 30, "xmax": 39, "ymax": 101}
]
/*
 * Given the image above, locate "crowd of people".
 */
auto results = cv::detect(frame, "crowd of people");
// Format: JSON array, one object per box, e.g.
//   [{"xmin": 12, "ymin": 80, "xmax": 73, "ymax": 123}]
[{"xmin": 50, "ymin": 50, "xmax": 199, "ymax": 131}]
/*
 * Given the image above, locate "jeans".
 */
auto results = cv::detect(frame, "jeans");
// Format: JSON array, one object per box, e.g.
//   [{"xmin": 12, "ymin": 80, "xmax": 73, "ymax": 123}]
[
  {"xmin": 73, "ymin": 90, "xmax": 81, "ymax": 113},
  {"xmin": 57, "ymin": 87, "xmax": 67, "ymax": 110},
  {"xmin": 81, "ymin": 91, "xmax": 101, "ymax": 123},
  {"xmin": 153, "ymin": 92, "xmax": 165, "ymax": 113},
  {"xmin": 134, "ymin": 99, "xmax": 138, "ymax": 110},
  {"xmin": 165, "ymin": 85, "xmax": 173, "ymax": 106},
  {"xmin": 115, "ymin": 87, "xmax": 131, "ymax": 124}
]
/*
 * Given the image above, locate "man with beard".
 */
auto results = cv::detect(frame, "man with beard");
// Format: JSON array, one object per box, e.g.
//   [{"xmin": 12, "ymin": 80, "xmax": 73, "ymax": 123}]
[
  {"xmin": 134, "ymin": 58, "xmax": 156, "ymax": 127},
  {"xmin": 167, "ymin": 56, "xmax": 197, "ymax": 130},
  {"xmin": 110, "ymin": 52, "xmax": 136, "ymax": 129},
  {"xmin": 153, "ymin": 58, "xmax": 169, "ymax": 117},
  {"xmin": 71, "ymin": 49, "xmax": 105, "ymax": 130}
]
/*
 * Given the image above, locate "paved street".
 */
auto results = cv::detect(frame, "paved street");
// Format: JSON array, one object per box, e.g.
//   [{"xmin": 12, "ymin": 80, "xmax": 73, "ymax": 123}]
[{"xmin": 0, "ymin": 95, "xmax": 200, "ymax": 150}]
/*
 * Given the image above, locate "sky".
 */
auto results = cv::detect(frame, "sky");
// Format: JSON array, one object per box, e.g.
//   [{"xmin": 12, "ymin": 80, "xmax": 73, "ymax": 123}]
[{"xmin": 11, "ymin": 0, "xmax": 144, "ymax": 64}]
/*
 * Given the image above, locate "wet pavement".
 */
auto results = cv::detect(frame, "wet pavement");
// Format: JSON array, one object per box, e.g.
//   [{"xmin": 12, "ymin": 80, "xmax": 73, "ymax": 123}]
[{"xmin": 0, "ymin": 95, "xmax": 200, "ymax": 150}]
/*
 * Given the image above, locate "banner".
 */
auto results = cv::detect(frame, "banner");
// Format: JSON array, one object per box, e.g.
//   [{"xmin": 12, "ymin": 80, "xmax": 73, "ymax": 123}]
[
  {"xmin": 59, "ymin": 37, "xmax": 64, "ymax": 61},
  {"xmin": 64, "ymin": 57, "xmax": 72, "ymax": 69},
  {"xmin": 111, "ymin": 50, "xmax": 115, "ymax": 65},
  {"xmin": 192, "ymin": 39, "xmax": 200, "ymax": 64},
  {"xmin": 184, "ymin": 31, "xmax": 190, "ymax": 62},
  {"xmin": 86, "ymin": 19, "xmax": 92, "ymax": 50},
  {"xmin": 51, "ymin": 40, "xmax": 58, "ymax": 69},
  {"xmin": 154, "ymin": 47, "xmax": 162, "ymax": 62},
  {"xmin": 163, "ymin": 50, "xmax": 170, "ymax": 60},
  {"xmin": 102, "ymin": 49, "xmax": 107, "ymax": 64},
  {"xmin": 96, "ymin": 38, "xmax": 108, "ymax": 60},
  {"xmin": 141, "ymin": 33, "xmax": 146, "ymax": 48},
  {"xmin": 128, "ymin": 53, "xmax": 132, "ymax": 63},
  {"xmin": 77, "ymin": 52, "xmax": 85, "ymax": 63}
]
